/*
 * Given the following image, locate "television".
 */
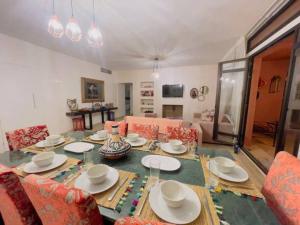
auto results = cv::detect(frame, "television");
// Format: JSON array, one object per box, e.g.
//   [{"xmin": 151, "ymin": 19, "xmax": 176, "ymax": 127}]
[{"xmin": 162, "ymin": 84, "xmax": 184, "ymax": 97}]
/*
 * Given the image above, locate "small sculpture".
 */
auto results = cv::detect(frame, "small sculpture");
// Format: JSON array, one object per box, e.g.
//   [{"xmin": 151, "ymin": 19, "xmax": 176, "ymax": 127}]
[{"xmin": 67, "ymin": 99, "xmax": 78, "ymax": 111}]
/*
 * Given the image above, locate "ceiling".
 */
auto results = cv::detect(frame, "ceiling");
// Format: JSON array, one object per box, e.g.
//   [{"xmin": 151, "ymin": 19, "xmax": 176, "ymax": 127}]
[{"xmin": 0, "ymin": 0, "xmax": 275, "ymax": 70}]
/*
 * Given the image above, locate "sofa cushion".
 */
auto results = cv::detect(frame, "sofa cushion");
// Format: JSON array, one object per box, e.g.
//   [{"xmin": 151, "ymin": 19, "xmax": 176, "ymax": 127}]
[
  {"xmin": 166, "ymin": 126, "xmax": 198, "ymax": 143},
  {"xmin": 131, "ymin": 124, "xmax": 159, "ymax": 140},
  {"xmin": 262, "ymin": 151, "xmax": 300, "ymax": 225}
]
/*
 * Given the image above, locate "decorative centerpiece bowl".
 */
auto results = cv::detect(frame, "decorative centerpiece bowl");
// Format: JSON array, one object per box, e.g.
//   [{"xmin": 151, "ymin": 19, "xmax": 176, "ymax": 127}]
[{"xmin": 99, "ymin": 124, "xmax": 131, "ymax": 159}]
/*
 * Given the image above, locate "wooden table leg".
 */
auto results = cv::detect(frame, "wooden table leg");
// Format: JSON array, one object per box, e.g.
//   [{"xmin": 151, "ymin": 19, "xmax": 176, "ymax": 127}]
[
  {"xmin": 101, "ymin": 111, "xmax": 105, "ymax": 124},
  {"xmin": 81, "ymin": 114, "xmax": 86, "ymax": 130},
  {"xmin": 89, "ymin": 112, "xmax": 93, "ymax": 130}
]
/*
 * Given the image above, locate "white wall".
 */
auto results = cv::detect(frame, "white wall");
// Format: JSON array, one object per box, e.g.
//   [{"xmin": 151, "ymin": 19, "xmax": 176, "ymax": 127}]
[
  {"xmin": 113, "ymin": 65, "xmax": 218, "ymax": 121},
  {"xmin": 222, "ymin": 37, "xmax": 246, "ymax": 61},
  {"xmin": 0, "ymin": 33, "xmax": 115, "ymax": 152}
]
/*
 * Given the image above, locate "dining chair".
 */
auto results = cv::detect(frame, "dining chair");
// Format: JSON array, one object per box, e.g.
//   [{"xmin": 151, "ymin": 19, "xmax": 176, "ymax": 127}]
[
  {"xmin": 131, "ymin": 123, "xmax": 159, "ymax": 140},
  {"xmin": 166, "ymin": 126, "xmax": 198, "ymax": 144},
  {"xmin": 22, "ymin": 174, "xmax": 103, "ymax": 225},
  {"xmin": 114, "ymin": 217, "xmax": 173, "ymax": 225},
  {"xmin": 0, "ymin": 164, "xmax": 41, "ymax": 225},
  {"xmin": 104, "ymin": 121, "xmax": 127, "ymax": 136},
  {"xmin": 5, "ymin": 124, "xmax": 49, "ymax": 151},
  {"xmin": 262, "ymin": 151, "xmax": 300, "ymax": 225}
]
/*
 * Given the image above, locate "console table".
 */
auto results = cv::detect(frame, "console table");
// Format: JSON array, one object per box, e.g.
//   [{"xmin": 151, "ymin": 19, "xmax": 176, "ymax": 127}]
[{"xmin": 66, "ymin": 107, "xmax": 118, "ymax": 130}]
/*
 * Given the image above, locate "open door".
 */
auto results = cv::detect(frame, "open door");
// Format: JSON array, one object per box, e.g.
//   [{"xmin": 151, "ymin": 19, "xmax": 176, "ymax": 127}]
[{"xmin": 213, "ymin": 58, "xmax": 248, "ymax": 144}]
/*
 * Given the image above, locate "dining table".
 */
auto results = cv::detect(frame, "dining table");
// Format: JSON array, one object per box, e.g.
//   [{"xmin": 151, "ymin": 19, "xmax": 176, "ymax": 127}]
[{"xmin": 0, "ymin": 131, "xmax": 280, "ymax": 225}]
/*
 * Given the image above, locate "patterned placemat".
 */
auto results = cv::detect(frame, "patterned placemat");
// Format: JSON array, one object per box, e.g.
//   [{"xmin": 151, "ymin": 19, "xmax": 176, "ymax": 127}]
[
  {"xmin": 67, "ymin": 169, "xmax": 136, "ymax": 210},
  {"xmin": 23, "ymin": 137, "xmax": 74, "ymax": 152},
  {"xmin": 200, "ymin": 156, "xmax": 263, "ymax": 198},
  {"xmin": 82, "ymin": 136, "xmax": 107, "ymax": 145},
  {"xmin": 134, "ymin": 179, "xmax": 219, "ymax": 225},
  {"xmin": 13, "ymin": 157, "xmax": 80, "ymax": 178},
  {"xmin": 133, "ymin": 143, "xmax": 198, "ymax": 160}
]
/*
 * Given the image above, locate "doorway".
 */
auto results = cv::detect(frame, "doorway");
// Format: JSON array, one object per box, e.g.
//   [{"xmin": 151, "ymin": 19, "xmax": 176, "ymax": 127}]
[{"xmin": 244, "ymin": 34, "xmax": 295, "ymax": 169}]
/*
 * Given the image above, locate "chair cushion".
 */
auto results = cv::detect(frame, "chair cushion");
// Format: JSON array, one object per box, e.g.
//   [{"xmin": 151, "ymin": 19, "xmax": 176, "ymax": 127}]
[
  {"xmin": 114, "ymin": 217, "xmax": 173, "ymax": 225},
  {"xmin": 104, "ymin": 121, "xmax": 127, "ymax": 136},
  {"xmin": 131, "ymin": 124, "xmax": 159, "ymax": 140},
  {"xmin": 0, "ymin": 164, "xmax": 41, "ymax": 225},
  {"xmin": 166, "ymin": 126, "xmax": 198, "ymax": 143},
  {"xmin": 23, "ymin": 174, "xmax": 103, "ymax": 225},
  {"xmin": 262, "ymin": 151, "xmax": 300, "ymax": 225},
  {"xmin": 5, "ymin": 125, "xmax": 49, "ymax": 151}
]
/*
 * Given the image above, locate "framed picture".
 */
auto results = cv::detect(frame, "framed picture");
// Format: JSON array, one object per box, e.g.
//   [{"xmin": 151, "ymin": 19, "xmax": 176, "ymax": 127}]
[{"xmin": 81, "ymin": 77, "xmax": 105, "ymax": 103}]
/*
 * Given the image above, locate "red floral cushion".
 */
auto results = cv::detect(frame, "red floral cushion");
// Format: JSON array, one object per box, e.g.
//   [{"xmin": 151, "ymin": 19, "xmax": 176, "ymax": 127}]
[
  {"xmin": 104, "ymin": 121, "xmax": 127, "ymax": 136},
  {"xmin": 23, "ymin": 174, "xmax": 103, "ymax": 225},
  {"xmin": 0, "ymin": 164, "xmax": 41, "ymax": 225},
  {"xmin": 166, "ymin": 126, "xmax": 198, "ymax": 144},
  {"xmin": 114, "ymin": 217, "xmax": 173, "ymax": 225},
  {"xmin": 5, "ymin": 125, "xmax": 49, "ymax": 151},
  {"xmin": 131, "ymin": 124, "xmax": 159, "ymax": 140},
  {"xmin": 262, "ymin": 151, "xmax": 300, "ymax": 225}
]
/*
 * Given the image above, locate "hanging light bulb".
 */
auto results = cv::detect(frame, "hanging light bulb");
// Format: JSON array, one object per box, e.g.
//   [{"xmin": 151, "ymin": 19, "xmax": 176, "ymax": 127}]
[
  {"xmin": 66, "ymin": 0, "xmax": 82, "ymax": 42},
  {"xmin": 48, "ymin": 0, "xmax": 64, "ymax": 38},
  {"xmin": 87, "ymin": 0, "xmax": 103, "ymax": 48},
  {"xmin": 151, "ymin": 58, "xmax": 160, "ymax": 79}
]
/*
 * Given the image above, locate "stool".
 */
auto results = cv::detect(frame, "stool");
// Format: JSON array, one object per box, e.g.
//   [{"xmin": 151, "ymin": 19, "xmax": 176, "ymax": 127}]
[{"xmin": 72, "ymin": 117, "xmax": 84, "ymax": 131}]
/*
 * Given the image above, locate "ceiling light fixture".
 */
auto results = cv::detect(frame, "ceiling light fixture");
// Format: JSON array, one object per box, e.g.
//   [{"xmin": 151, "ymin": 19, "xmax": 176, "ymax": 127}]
[
  {"xmin": 152, "ymin": 58, "xmax": 160, "ymax": 79},
  {"xmin": 87, "ymin": 0, "xmax": 104, "ymax": 48},
  {"xmin": 66, "ymin": 0, "xmax": 82, "ymax": 42},
  {"xmin": 48, "ymin": 0, "xmax": 64, "ymax": 38}
]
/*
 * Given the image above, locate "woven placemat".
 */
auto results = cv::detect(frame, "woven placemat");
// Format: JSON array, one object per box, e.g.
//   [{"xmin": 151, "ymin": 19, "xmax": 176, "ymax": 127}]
[
  {"xmin": 200, "ymin": 156, "xmax": 263, "ymax": 198},
  {"xmin": 23, "ymin": 137, "xmax": 74, "ymax": 152},
  {"xmin": 134, "ymin": 179, "xmax": 219, "ymax": 225},
  {"xmin": 82, "ymin": 136, "xmax": 107, "ymax": 145},
  {"xmin": 13, "ymin": 157, "xmax": 80, "ymax": 178},
  {"xmin": 67, "ymin": 169, "xmax": 136, "ymax": 210},
  {"xmin": 133, "ymin": 143, "xmax": 198, "ymax": 160}
]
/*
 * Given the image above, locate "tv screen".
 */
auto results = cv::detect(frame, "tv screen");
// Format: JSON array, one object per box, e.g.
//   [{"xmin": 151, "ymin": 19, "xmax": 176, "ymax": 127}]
[{"xmin": 162, "ymin": 84, "xmax": 184, "ymax": 97}]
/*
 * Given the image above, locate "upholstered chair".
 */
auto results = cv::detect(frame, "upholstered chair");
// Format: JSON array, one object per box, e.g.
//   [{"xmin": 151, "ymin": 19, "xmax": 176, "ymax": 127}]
[
  {"xmin": 0, "ymin": 164, "xmax": 41, "ymax": 225},
  {"xmin": 114, "ymin": 217, "xmax": 173, "ymax": 225},
  {"xmin": 131, "ymin": 124, "xmax": 159, "ymax": 140},
  {"xmin": 104, "ymin": 121, "xmax": 127, "ymax": 136},
  {"xmin": 262, "ymin": 151, "xmax": 300, "ymax": 225},
  {"xmin": 5, "ymin": 125, "xmax": 49, "ymax": 151},
  {"xmin": 23, "ymin": 174, "xmax": 103, "ymax": 225}
]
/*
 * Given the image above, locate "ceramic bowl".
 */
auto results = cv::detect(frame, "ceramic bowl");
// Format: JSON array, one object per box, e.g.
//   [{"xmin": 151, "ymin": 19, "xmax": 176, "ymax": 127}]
[
  {"xmin": 97, "ymin": 130, "xmax": 108, "ymax": 138},
  {"xmin": 160, "ymin": 180, "xmax": 186, "ymax": 208},
  {"xmin": 46, "ymin": 135, "xmax": 61, "ymax": 146},
  {"xmin": 214, "ymin": 157, "xmax": 236, "ymax": 174},
  {"xmin": 87, "ymin": 164, "xmax": 109, "ymax": 184},
  {"xmin": 127, "ymin": 133, "xmax": 139, "ymax": 142},
  {"xmin": 169, "ymin": 139, "xmax": 183, "ymax": 151},
  {"xmin": 32, "ymin": 152, "xmax": 55, "ymax": 167}
]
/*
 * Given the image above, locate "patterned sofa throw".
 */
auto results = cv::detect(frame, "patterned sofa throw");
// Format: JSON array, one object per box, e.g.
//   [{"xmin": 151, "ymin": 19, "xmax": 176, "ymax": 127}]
[
  {"xmin": 23, "ymin": 174, "xmax": 103, "ymax": 225},
  {"xmin": 166, "ymin": 126, "xmax": 198, "ymax": 144},
  {"xmin": 262, "ymin": 151, "xmax": 300, "ymax": 225},
  {"xmin": 5, "ymin": 125, "xmax": 49, "ymax": 151}
]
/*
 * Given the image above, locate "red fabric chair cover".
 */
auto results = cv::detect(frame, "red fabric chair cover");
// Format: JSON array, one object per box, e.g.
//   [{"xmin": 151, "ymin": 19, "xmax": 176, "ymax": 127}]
[
  {"xmin": 166, "ymin": 126, "xmax": 198, "ymax": 144},
  {"xmin": 131, "ymin": 124, "xmax": 159, "ymax": 140},
  {"xmin": 5, "ymin": 125, "xmax": 49, "ymax": 151},
  {"xmin": 262, "ymin": 151, "xmax": 300, "ymax": 225},
  {"xmin": 115, "ymin": 217, "xmax": 173, "ymax": 225},
  {"xmin": 0, "ymin": 164, "xmax": 41, "ymax": 225},
  {"xmin": 23, "ymin": 174, "xmax": 103, "ymax": 225},
  {"xmin": 104, "ymin": 121, "xmax": 127, "ymax": 136}
]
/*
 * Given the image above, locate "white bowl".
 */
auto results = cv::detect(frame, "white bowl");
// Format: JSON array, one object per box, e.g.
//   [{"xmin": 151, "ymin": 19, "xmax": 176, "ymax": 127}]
[
  {"xmin": 97, "ymin": 130, "xmax": 108, "ymax": 138},
  {"xmin": 87, "ymin": 164, "xmax": 109, "ymax": 184},
  {"xmin": 169, "ymin": 139, "xmax": 183, "ymax": 151},
  {"xmin": 160, "ymin": 180, "xmax": 186, "ymax": 208},
  {"xmin": 127, "ymin": 133, "xmax": 139, "ymax": 142},
  {"xmin": 214, "ymin": 157, "xmax": 236, "ymax": 174},
  {"xmin": 32, "ymin": 152, "xmax": 55, "ymax": 167},
  {"xmin": 46, "ymin": 135, "xmax": 61, "ymax": 146}
]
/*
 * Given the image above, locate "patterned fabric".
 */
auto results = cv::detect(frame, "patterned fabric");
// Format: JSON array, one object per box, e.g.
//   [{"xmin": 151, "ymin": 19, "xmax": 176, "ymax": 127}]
[
  {"xmin": 23, "ymin": 174, "xmax": 103, "ymax": 225},
  {"xmin": 132, "ymin": 124, "xmax": 159, "ymax": 140},
  {"xmin": 114, "ymin": 217, "xmax": 173, "ymax": 225},
  {"xmin": 0, "ymin": 164, "xmax": 41, "ymax": 225},
  {"xmin": 262, "ymin": 151, "xmax": 300, "ymax": 225},
  {"xmin": 104, "ymin": 121, "xmax": 127, "ymax": 136},
  {"xmin": 166, "ymin": 126, "xmax": 198, "ymax": 143},
  {"xmin": 5, "ymin": 125, "xmax": 49, "ymax": 151}
]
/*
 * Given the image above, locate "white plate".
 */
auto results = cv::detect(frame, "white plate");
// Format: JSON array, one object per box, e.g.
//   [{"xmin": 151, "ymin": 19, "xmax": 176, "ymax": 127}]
[
  {"xmin": 35, "ymin": 138, "xmax": 65, "ymax": 148},
  {"xmin": 74, "ymin": 167, "xmax": 119, "ymax": 194},
  {"xmin": 149, "ymin": 183, "xmax": 201, "ymax": 224},
  {"xmin": 124, "ymin": 137, "xmax": 147, "ymax": 147},
  {"xmin": 207, "ymin": 159, "xmax": 249, "ymax": 183},
  {"xmin": 23, "ymin": 154, "xmax": 68, "ymax": 173},
  {"xmin": 160, "ymin": 143, "xmax": 187, "ymax": 155},
  {"xmin": 64, "ymin": 142, "xmax": 94, "ymax": 153},
  {"xmin": 89, "ymin": 134, "xmax": 109, "ymax": 141},
  {"xmin": 141, "ymin": 155, "xmax": 181, "ymax": 171}
]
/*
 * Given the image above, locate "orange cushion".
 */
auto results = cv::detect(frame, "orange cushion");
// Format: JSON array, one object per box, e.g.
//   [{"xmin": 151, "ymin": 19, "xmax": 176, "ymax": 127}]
[
  {"xmin": 132, "ymin": 124, "xmax": 159, "ymax": 140},
  {"xmin": 262, "ymin": 151, "xmax": 300, "ymax": 225},
  {"xmin": 166, "ymin": 126, "xmax": 198, "ymax": 143}
]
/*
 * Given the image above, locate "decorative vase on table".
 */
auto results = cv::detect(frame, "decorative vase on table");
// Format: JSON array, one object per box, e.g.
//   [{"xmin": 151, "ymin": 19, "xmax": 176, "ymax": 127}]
[{"xmin": 99, "ymin": 124, "xmax": 131, "ymax": 159}]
